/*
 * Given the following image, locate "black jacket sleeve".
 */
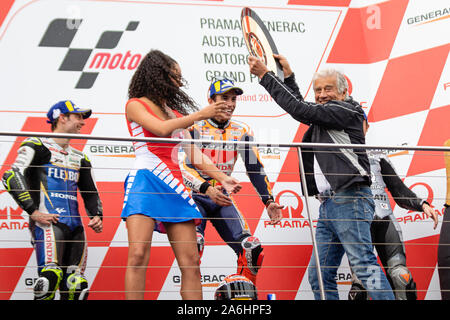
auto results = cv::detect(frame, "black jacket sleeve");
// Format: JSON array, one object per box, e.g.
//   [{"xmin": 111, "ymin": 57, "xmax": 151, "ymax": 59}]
[
  {"xmin": 78, "ymin": 156, "xmax": 103, "ymax": 220},
  {"xmin": 1, "ymin": 138, "xmax": 50, "ymax": 215},
  {"xmin": 283, "ymin": 73, "xmax": 304, "ymax": 101},
  {"xmin": 2, "ymin": 167, "xmax": 37, "ymax": 215},
  {"xmin": 380, "ymin": 157, "xmax": 423, "ymax": 212}
]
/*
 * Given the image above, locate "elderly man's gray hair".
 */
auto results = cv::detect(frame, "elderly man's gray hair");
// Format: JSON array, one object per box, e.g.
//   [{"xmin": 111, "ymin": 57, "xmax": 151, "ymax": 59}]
[{"xmin": 312, "ymin": 69, "xmax": 349, "ymax": 98}]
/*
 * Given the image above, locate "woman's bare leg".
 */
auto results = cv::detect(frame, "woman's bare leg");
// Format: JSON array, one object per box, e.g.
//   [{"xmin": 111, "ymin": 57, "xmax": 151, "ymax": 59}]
[
  {"xmin": 124, "ymin": 215, "xmax": 154, "ymax": 300},
  {"xmin": 165, "ymin": 220, "xmax": 202, "ymax": 300}
]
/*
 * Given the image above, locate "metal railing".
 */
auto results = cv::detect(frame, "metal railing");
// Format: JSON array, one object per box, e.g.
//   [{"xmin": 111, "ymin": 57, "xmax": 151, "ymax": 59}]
[{"xmin": 0, "ymin": 130, "xmax": 449, "ymax": 300}]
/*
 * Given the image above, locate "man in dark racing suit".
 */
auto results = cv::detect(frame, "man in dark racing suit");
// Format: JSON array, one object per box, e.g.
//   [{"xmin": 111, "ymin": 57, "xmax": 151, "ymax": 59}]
[
  {"xmin": 180, "ymin": 78, "xmax": 283, "ymax": 285},
  {"xmin": 348, "ymin": 116, "xmax": 438, "ymax": 300},
  {"xmin": 1, "ymin": 100, "xmax": 103, "ymax": 300}
]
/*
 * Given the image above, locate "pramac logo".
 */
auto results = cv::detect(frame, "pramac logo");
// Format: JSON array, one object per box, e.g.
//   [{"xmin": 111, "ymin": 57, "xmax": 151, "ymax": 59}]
[
  {"xmin": 0, "ymin": 190, "xmax": 28, "ymax": 231},
  {"xmin": 265, "ymin": 190, "xmax": 314, "ymax": 229},
  {"xmin": 276, "ymin": 190, "xmax": 304, "ymax": 219},
  {"xmin": 396, "ymin": 182, "xmax": 443, "ymax": 226}
]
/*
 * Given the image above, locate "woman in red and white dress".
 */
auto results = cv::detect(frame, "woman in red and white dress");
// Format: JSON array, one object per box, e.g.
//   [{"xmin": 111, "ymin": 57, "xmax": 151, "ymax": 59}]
[{"xmin": 121, "ymin": 50, "xmax": 241, "ymax": 300}]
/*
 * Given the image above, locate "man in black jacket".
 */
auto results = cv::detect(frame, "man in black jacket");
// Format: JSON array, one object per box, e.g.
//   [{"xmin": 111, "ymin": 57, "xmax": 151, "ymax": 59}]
[{"xmin": 248, "ymin": 55, "xmax": 394, "ymax": 300}]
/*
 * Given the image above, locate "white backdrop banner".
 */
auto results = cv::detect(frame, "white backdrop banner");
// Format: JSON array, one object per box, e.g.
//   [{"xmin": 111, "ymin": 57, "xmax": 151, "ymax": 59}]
[{"xmin": 0, "ymin": 0, "xmax": 448, "ymax": 300}]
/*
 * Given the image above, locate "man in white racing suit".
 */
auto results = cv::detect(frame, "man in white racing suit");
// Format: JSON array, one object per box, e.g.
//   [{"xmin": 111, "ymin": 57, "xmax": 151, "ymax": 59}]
[{"xmin": 2, "ymin": 100, "xmax": 103, "ymax": 300}]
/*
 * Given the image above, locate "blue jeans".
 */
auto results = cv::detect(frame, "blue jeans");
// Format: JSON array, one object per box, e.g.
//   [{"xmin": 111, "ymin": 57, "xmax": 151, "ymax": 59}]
[{"xmin": 308, "ymin": 185, "xmax": 394, "ymax": 300}]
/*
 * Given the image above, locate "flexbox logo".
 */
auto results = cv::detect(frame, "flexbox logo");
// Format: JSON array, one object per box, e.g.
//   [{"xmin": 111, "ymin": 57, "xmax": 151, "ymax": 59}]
[{"xmin": 38, "ymin": 19, "xmax": 140, "ymax": 89}]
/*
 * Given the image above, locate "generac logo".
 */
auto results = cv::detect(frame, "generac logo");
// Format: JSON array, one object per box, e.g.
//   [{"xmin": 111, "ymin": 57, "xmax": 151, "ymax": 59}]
[
  {"xmin": 406, "ymin": 7, "xmax": 450, "ymax": 26},
  {"xmin": 39, "ymin": 19, "xmax": 141, "ymax": 89}
]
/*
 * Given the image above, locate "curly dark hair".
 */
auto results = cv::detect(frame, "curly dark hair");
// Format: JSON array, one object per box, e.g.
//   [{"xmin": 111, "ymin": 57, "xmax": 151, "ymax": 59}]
[{"xmin": 128, "ymin": 50, "xmax": 198, "ymax": 115}]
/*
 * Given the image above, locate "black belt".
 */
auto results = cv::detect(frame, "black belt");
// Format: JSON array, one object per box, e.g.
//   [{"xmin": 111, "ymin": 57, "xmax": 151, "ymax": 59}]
[
  {"xmin": 315, "ymin": 189, "xmax": 334, "ymax": 203},
  {"xmin": 315, "ymin": 182, "xmax": 370, "ymax": 202}
]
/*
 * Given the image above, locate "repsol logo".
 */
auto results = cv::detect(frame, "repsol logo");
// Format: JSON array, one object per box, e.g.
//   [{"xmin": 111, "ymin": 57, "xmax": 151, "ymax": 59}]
[
  {"xmin": 183, "ymin": 179, "xmax": 196, "ymax": 190},
  {"xmin": 38, "ymin": 19, "xmax": 141, "ymax": 89}
]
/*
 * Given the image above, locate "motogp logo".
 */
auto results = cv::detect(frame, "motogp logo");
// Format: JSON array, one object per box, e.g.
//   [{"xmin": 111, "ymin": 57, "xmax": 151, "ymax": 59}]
[{"xmin": 38, "ymin": 18, "xmax": 140, "ymax": 89}]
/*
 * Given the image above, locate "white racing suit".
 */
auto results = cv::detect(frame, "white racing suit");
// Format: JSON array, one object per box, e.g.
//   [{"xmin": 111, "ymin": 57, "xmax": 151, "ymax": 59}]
[{"xmin": 2, "ymin": 137, "xmax": 103, "ymax": 300}]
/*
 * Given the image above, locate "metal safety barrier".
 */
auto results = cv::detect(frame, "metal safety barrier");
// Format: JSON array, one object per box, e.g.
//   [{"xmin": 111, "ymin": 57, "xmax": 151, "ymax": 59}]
[{"xmin": 0, "ymin": 130, "xmax": 449, "ymax": 300}]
